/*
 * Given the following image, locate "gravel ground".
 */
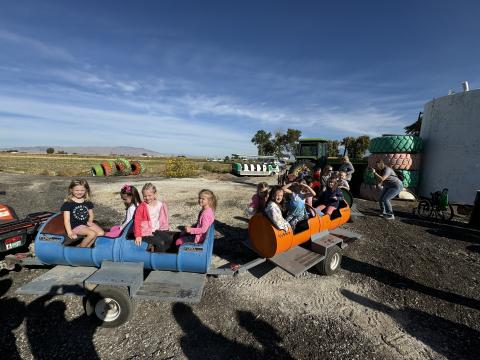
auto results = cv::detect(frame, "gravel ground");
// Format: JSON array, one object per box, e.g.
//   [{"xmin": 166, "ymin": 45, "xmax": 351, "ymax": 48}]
[{"xmin": 0, "ymin": 173, "xmax": 479, "ymax": 360}]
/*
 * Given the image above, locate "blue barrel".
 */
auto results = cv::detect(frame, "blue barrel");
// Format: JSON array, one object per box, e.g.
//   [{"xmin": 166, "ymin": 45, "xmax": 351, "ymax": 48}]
[{"xmin": 34, "ymin": 213, "xmax": 215, "ymax": 273}]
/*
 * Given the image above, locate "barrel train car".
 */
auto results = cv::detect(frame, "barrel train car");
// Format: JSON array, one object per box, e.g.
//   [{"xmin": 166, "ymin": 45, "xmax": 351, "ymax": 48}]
[
  {"xmin": 15, "ymin": 213, "xmax": 215, "ymax": 327},
  {"xmin": 247, "ymin": 200, "xmax": 359, "ymax": 276},
  {"xmin": 34, "ymin": 213, "xmax": 213, "ymax": 273},
  {"xmin": 14, "ymin": 200, "xmax": 360, "ymax": 327}
]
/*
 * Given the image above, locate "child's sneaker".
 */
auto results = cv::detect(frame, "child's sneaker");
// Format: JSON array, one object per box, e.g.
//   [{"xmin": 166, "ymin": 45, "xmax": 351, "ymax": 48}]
[{"xmin": 384, "ymin": 214, "xmax": 395, "ymax": 220}]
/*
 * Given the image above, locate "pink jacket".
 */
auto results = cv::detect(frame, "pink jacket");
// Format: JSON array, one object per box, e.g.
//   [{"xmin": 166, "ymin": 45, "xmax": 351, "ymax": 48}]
[
  {"xmin": 188, "ymin": 207, "xmax": 215, "ymax": 244},
  {"xmin": 134, "ymin": 201, "xmax": 169, "ymax": 237}
]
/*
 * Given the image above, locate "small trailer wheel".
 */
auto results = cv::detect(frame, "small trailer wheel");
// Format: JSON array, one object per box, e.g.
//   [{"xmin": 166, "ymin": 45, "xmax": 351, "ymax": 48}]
[
  {"xmin": 316, "ymin": 245, "xmax": 342, "ymax": 275},
  {"xmin": 84, "ymin": 286, "xmax": 133, "ymax": 328}
]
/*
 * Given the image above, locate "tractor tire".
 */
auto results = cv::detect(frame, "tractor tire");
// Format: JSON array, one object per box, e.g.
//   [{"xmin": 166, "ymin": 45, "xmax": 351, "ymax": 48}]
[
  {"xmin": 368, "ymin": 153, "xmax": 421, "ymax": 171},
  {"xmin": 368, "ymin": 135, "xmax": 423, "ymax": 154},
  {"xmin": 130, "ymin": 160, "xmax": 145, "ymax": 176},
  {"xmin": 340, "ymin": 188, "xmax": 354, "ymax": 207},
  {"xmin": 100, "ymin": 161, "xmax": 115, "ymax": 176},
  {"xmin": 115, "ymin": 158, "xmax": 132, "ymax": 176},
  {"xmin": 91, "ymin": 164, "xmax": 104, "ymax": 177},
  {"xmin": 289, "ymin": 161, "xmax": 314, "ymax": 177},
  {"xmin": 397, "ymin": 170, "xmax": 420, "ymax": 189},
  {"xmin": 359, "ymin": 183, "xmax": 384, "ymax": 202},
  {"xmin": 84, "ymin": 286, "xmax": 133, "ymax": 328},
  {"xmin": 363, "ymin": 168, "xmax": 378, "ymax": 185}
]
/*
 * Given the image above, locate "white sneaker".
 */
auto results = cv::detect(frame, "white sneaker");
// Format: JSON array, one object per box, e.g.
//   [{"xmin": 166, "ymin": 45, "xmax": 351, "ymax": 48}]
[{"xmin": 384, "ymin": 214, "xmax": 395, "ymax": 220}]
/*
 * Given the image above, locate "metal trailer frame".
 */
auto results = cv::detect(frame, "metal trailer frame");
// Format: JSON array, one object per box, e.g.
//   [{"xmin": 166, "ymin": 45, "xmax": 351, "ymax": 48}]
[{"xmin": 14, "ymin": 228, "xmax": 361, "ymax": 327}]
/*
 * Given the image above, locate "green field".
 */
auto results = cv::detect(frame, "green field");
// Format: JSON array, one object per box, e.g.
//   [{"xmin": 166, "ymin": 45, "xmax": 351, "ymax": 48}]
[{"xmin": 0, "ymin": 153, "xmax": 230, "ymax": 176}]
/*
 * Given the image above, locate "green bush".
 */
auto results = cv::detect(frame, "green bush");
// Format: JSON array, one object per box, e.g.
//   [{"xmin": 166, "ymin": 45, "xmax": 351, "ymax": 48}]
[
  {"xmin": 164, "ymin": 158, "xmax": 198, "ymax": 177},
  {"xmin": 203, "ymin": 163, "xmax": 230, "ymax": 173}
]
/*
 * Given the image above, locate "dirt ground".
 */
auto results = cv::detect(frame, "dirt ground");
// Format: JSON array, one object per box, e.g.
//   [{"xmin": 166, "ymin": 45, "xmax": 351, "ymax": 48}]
[{"xmin": 0, "ymin": 173, "xmax": 479, "ymax": 360}]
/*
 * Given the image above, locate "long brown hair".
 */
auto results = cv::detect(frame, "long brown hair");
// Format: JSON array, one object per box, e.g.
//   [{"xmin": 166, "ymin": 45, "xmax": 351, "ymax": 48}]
[
  {"xmin": 66, "ymin": 178, "xmax": 91, "ymax": 201},
  {"xmin": 121, "ymin": 184, "xmax": 141, "ymax": 207},
  {"xmin": 267, "ymin": 185, "xmax": 285, "ymax": 211}
]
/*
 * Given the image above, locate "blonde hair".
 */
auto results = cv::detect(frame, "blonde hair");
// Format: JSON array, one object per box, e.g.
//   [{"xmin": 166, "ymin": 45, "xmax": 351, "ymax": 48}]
[
  {"xmin": 142, "ymin": 182, "xmax": 157, "ymax": 194},
  {"xmin": 199, "ymin": 189, "xmax": 217, "ymax": 211},
  {"xmin": 66, "ymin": 179, "xmax": 91, "ymax": 201}
]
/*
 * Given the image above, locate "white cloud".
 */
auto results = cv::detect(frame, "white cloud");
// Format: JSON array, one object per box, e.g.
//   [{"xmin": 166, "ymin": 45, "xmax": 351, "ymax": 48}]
[
  {"xmin": 0, "ymin": 95, "xmax": 254, "ymax": 156},
  {"xmin": 0, "ymin": 29, "xmax": 74, "ymax": 62}
]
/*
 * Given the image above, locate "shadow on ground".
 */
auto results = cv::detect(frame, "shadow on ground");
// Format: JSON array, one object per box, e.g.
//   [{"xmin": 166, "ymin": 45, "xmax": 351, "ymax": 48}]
[
  {"xmin": 341, "ymin": 289, "xmax": 480, "ymax": 360},
  {"xmin": 342, "ymin": 256, "xmax": 480, "ymax": 311},
  {"xmin": 173, "ymin": 302, "xmax": 293, "ymax": 359}
]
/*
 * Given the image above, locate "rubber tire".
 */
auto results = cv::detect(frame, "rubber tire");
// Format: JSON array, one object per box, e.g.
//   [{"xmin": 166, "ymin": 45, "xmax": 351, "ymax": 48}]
[
  {"xmin": 363, "ymin": 168, "xmax": 378, "ymax": 185},
  {"xmin": 396, "ymin": 170, "xmax": 420, "ymax": 188},
  {"xmin": 100, "ymin": 161, "xmax": 114, "ymax": 176},
  {"xmin": 368, "ymin": 135, "xmax": 423, "ymax": 154},
  {"xmin": 417, "ymin": 199, "xmax": 432, "ymax": 219},
  {"xmin": 91, "ymin": 164, "xmax": 104, "ymax": 177},
  {"xmin": 438, "ymin": 204, "xmax": 455, "ymax": 221},
  {"xmin": 115, "ymin": 158, "xmax": 132, "ymax": 176},
  {"xmin": 360, "ymin": 183, "xmax": 384, "ymax": 202},
  {"xmin": 84, "ymin": 286, "xmax": 133, "ymax": 328},
  {"xmin": 289, "ymin": 161, "xmax": 314, "ymax": 177},
  {"xmin": 368, "ymin": 153, "xmax": 421, "ymax": 171},
  {"xmin": 316, "ymin": 245, "xmax": 342, "ymax": 275},
  {"xmin": 130, "ymin": 160, "xmax": 145, "ymax": 176},
  {"xmin": 341, "ymin": 188, "xmax": 354, "ymax": 207}
]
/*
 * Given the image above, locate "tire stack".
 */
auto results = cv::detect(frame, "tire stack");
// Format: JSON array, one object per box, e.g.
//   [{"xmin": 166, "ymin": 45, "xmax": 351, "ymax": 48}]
[
  {"xmin": 360, "ymin": 135, "xmax": 422, "ymax": 201},
  {"xmin": 91, "ymin": 158, "xmax": 146, "ymax": 176}
]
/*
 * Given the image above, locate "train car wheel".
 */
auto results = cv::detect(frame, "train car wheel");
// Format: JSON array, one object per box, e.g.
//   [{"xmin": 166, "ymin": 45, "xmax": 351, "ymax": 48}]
[
  {"xmin": 84, "ymin": 286, "xmax": 133, "ymax": 328},
  {"xmin": 316, "ymin": 245, "xmax": 342, "ymax": 275}
]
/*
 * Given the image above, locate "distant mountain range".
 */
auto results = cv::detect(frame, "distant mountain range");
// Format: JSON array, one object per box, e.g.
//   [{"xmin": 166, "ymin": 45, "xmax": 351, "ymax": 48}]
[{"xmin": 1, "ymin": 146, "xmax": 164, "ymax": 156}]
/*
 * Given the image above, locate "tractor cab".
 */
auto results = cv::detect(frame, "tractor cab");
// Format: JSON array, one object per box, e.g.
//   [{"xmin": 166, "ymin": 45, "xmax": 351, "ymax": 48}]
[{"xmin": 290, "ymin": 138, "xmax": 329, "ymax": 177}]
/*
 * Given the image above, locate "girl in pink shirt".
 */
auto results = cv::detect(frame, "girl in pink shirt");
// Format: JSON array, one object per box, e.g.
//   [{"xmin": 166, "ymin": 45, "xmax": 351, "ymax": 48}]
[
  {"xmin": 176, "ymin": 189, "xmax": 217, "ymax": 246},
  {"xmin": 245, "ymin": 182, "xmax": 269, "ymax": 217},
  {"xmin": 134, "ymin": 183, "xmax": 170, "ymax": 251}
]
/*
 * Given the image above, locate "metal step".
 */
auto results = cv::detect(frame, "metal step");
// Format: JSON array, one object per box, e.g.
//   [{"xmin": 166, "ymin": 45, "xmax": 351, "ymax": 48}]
[
  {"xmin": 16, "ymin": 265, "xmax": 97, "ymax": 296},
  {"xmin": 133, "ymin": 270, "xmax": 206, "ymax": 303},
  {"xmin": 269, "ymin": 246, "xmax": 325, "ymax": 277}
]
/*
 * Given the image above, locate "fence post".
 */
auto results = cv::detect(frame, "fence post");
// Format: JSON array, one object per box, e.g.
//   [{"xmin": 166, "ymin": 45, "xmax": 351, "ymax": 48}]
[{"xmin": 469, "ymin": 190, "xmax": 480, "ymax": 229}]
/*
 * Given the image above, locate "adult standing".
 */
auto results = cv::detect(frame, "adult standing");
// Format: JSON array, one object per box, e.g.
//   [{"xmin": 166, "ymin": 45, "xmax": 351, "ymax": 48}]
[
  {"xmin": 372, "ymin": 160, "xmax": 403, "ymax": 220},
  {"xmin": 339, "ymin": 156, "xmax": 355, "ymax": 181}
]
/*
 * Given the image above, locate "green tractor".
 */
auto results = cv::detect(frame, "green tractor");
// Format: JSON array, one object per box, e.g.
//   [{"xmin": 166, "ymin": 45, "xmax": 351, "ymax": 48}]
[
  {"xmin": 287, "ymin": 138, "xmax": 354, "ymax": 208},
  {"xmin": 289, "ymin": 138, "xmax": 329, "ymax": 177}
]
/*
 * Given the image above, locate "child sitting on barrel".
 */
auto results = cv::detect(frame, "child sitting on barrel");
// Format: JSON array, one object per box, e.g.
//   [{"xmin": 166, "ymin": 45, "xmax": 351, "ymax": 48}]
[
  {"xmin": 316, "ymin": 177, "xmax": 344, "ymax": 216},
  {"xmin": 265, "ymin": 186, "xmax": 291, "ymax": 232},
  {"xmin": 282, "ymin": 180, "xmax": 316, "ymax": 229}
]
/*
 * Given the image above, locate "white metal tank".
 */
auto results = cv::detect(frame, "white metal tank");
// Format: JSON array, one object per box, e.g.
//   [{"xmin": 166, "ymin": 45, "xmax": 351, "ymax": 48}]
[{"xmin": 420, "ymin": 89, "xmax": 480, "ymax": 204}]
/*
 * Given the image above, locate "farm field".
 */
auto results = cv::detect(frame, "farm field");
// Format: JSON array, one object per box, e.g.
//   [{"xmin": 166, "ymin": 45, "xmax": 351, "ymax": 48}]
[
  {"xmin": 0, "ymin": 153, "xmax": 230, "ymax": 176},
  {"xmin": 0, "ymin": 173, "xmax": 479, "ymax": 359}
]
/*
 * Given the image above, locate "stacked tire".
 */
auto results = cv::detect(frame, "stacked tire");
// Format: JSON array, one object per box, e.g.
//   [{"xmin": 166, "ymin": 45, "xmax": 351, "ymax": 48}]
[
  {"xmin": 91, "ymin": 158, "xmax": 145, "ymax": 176},
  {"xmin": 360, "ymin": 135, "xmax": 422, "ymax": 201}
]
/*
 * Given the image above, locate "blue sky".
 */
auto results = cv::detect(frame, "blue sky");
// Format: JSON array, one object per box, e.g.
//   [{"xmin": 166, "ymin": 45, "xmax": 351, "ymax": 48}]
[{"xmin": 1, "ymin": 0, "xmax": 478, "ymax": 156}]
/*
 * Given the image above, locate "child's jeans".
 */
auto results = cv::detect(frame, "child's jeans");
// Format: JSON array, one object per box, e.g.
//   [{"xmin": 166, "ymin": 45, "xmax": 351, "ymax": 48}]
[{"xmin": 286, "ymin": 212, "xmax": 307, "ymax": 229}]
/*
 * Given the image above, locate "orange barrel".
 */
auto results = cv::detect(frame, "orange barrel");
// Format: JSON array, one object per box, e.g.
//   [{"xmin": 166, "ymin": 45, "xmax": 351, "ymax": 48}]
[{"xmin": 248, "ymin": 204, "xmax": 351, "ymax": 258}]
